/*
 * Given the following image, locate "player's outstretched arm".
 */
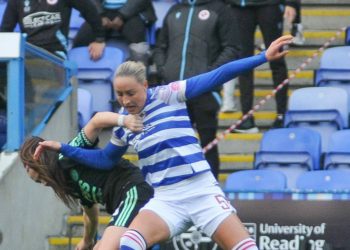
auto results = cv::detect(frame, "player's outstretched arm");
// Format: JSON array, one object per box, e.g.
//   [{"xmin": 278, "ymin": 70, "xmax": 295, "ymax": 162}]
[{"xmin": 184, "ymin": 35, "xmax": 293, "ymax": 100}]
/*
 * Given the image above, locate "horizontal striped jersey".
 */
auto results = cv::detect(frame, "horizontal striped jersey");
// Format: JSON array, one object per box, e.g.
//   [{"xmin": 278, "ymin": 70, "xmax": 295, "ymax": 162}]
[
  {"xmin": 110, "ymin": 80, "xmax": 211, "ymax": 187},
  {"xmin": 103, "ymin": 0, "xmax": 126, "ymax": 9}
]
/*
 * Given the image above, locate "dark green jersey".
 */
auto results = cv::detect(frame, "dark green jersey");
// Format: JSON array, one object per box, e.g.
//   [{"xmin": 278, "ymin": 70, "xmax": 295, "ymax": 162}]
[{"xmin": 60, "ymin": 130, "xmax": 148, "ymax": 214}]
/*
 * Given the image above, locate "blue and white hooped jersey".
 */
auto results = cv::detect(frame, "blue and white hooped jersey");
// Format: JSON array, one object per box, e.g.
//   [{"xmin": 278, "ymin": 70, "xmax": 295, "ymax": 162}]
[
  {"xmin": 110, "ymin": 80, "xmax": 211, "ymax": 187},
  {"xmin": 103, "ymin": 0, "xmax": 126, "ymax": 9}
]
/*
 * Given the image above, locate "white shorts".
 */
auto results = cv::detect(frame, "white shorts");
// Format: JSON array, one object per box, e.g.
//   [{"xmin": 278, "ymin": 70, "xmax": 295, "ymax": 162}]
[{"xmin": 141, "ymin": 171, "xmax": 236, "ymax": 238}]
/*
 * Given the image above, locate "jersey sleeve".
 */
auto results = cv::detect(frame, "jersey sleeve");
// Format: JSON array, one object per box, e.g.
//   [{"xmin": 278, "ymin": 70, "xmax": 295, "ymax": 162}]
[
  {"xmin": 58, "ymin": 129, "xmax": 97, "ymax": 160},
  {"xmin": 184, "ymin": 52, "xmax": 267, "ymax": 100},
  {"xmin": 110, "ymin": 127, "xmax": 129, "ymax": 147},
  {"xmin": 60, "ymin": 142, "xmax": 127, "ymax": 170},
  {"xmin": 152, "ymin": 80, "xmax": 187, "ymax": 104}
]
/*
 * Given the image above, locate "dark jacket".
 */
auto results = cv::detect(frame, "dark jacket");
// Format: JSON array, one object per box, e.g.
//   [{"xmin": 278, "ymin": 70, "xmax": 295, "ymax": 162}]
[
  {"xmin": 227, "ymin": 0, "xmax": 298, "ymax": 7},
  {"xmin": 153, "ymin": 0, "xmax": 241, "ymax": 83},
  {"xmin": 0, "ymin": 0, "xmax": 105, "ymax": 54},
  {"xmin": 95, "ymin": 0, "xmax": 156, "ymax": 26}
]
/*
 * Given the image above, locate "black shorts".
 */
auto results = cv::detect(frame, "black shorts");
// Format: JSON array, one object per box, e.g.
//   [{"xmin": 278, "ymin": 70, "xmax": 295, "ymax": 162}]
[{"xmin": 108, "ymin": 182, "xmax": 153, "ymax": 227}]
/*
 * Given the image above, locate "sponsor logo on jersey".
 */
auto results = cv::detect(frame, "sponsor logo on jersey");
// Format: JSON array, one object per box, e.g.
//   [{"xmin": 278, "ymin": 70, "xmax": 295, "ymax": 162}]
[
  {"xmin": 23, "ymin": 12, "xmax": 61, "ymax": 28},
  {"xmin": 170, "ymin": 81, "xmax": 181, "ymax": 92}
]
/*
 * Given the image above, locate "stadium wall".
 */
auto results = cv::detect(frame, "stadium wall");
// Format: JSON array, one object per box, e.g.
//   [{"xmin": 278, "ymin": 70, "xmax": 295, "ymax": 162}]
[{"xmin": 0, "ymin": 92, "xmax": 77, "ymax": 250}]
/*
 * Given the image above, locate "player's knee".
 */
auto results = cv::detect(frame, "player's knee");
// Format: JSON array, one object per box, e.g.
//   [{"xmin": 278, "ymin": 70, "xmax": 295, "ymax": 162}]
[
  {"xmin": 232, "ymin": 238, "xmax": 258, "ymax": 250},
  {"xmin": 120, "ymin": 229, "xmax": 147, "ymax": 250}
]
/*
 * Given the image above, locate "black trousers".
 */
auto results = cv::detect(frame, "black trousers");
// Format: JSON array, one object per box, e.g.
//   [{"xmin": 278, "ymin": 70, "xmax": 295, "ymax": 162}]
[
  {"xmin": 230, "ymin": 4, "xmax": 289, "ymax": 115},
  {"xmin": 293, "ymin": 0, "xmax": 301, "ymax": 24},
  {"xmin": 73, "ymin": 11, "xmax": 146, "ymax": 47},
  {"xmin": 186, "ymin": 92, "xmax": 220, "ymax": 179}
]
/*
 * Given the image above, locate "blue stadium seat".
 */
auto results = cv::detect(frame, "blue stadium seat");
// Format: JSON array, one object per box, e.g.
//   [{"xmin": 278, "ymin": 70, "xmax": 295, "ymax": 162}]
[
  {"xmin": 254, "ymin": 128, "xmax": 322, "ymax": 189},
  {"xmin": 0, "ymin": 2, "xmax": 6, "ymax": 24},
  {"xmin": 314, "ymin": 46, "xmax": 350, "ymax": 102},
  {"xmin": 68, "ymin": 46, "xmax": 124, "ymax": 113},
  {"xmin": 77, "ymin": 88, "xmax": 93, "ymax": 129},
  {"xmin": 106, "ymin": 39, "xmax": 130, "ymax": 61},
  {"xmin": 284, "ymin": 87, "xmax": 348, "ymax": 152},
  {"xmin": 0, "ymin": 2, "xmax": 20, "ymax": 32},
  {"xmin": 324, "ymin": 129, "xmax": 350, "ymax": 170},
  {"xmin": 296, "ymin": 170, "xmax": 350, "ymax": 192},
  {"xmin": 346, "ymin": 27, "xmax": 350, "ymax": 45},
  {"xmin": 68, "ymin": 9, "xmax": 85, "ymax": 43},
  {"xmin": 152, "ymin": 0, "xmax": 177, "ymax": 31},
  {"xmin": 225, "ymin": 169, "xmax": 287, "ymax": 192}
]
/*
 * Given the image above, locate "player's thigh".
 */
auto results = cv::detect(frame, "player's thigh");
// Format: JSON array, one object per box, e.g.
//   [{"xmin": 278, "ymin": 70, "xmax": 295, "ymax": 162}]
[
  {"xmin": 96, "ymin": 226, "xmax": 128, "ymax": 250},
  {"xmin": 212, "ymin": 214, "xmax": 250, "ymax": 250},
  {"xmin": 128, "ymin": 209, "xmax": 171, "ymax": 247}
]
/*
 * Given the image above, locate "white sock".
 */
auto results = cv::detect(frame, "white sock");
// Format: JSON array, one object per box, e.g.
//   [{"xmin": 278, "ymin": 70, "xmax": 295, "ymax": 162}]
[
  {"xmin": 232, "ymin": 238, "xmax": 259, "ymax": 250},
  {"xmin": 120, "ymin": 230, "xmax": 147, "ymax": 250}
]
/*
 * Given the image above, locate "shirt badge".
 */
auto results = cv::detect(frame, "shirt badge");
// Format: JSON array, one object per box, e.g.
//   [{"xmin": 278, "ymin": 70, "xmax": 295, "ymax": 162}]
[{"xmin": 198, "ymin": 10, "xmax": 210, "ymax": 21}]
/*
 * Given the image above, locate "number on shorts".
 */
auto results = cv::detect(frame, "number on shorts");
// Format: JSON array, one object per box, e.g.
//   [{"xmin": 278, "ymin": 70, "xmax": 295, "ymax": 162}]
[{"xmin": 215, "ymin": 195, "xmax": 231, "ymax": 210}]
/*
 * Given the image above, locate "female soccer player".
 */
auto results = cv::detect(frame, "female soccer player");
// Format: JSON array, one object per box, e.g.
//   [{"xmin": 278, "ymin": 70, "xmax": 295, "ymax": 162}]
[
  {"xmin": 36, "ymin": 35, "xmax": 293, "ymax": 250},
  {"xmin": 21, "ymin": 113, "xmax": 153, "ymax": 250}
]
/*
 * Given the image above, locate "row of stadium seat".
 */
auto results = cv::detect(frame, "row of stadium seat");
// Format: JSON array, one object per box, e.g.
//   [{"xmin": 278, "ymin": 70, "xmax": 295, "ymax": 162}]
[
  {"xmin": 246, "ymin": 46, "xmax": 350, "ymax": 190},
  {"xmin": 253, "ymin": 127, "xmax": 350, "ymax": 188},
  {"xmin": 285, "ymin": 86, "xmax": 348, "ymax": 152},
  {"xmin": 69, "ymin": 46, "xmax": 125, "ymax": 128},
  {"xmin": 285, "ymin": 46, "xmax": 350, "ymax": 150},
  {"xmin": 225, "ymin": 169, "xmax": 350, "ymax": 192}
]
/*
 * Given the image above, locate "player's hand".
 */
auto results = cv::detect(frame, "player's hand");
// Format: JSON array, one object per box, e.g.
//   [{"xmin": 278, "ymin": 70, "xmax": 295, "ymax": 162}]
[
  {"xmin": 111, "ymin": 16, "xmax": 124, "ymax": 30},
  {"xmin": 34, "ymin": 140, "xmax": 62, "ymax": 160},
  {"xmin": 265, "ymin": 35, "xmax": 293, "ymax": 61},
  {"xmin": 124, "ymin": 114, "xmax": 143, "ymax": 132},
  {"xmin": 75, "ymin": 239, "xmax": 94, "ymax": 250},
  {"xmin": 284, "ymin": 6, "xmax": 297, "ymax": 24},
  {"xmin": 88, "ymin": 42, "xmax": 106, "ymax": 61},
  {"xmin": 102, "ymin": 17, "xmax": 112, "ymax": 29}
]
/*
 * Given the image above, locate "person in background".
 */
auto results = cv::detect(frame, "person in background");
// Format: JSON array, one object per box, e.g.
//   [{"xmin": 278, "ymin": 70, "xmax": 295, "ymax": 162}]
[
  {"xmin": 21, "ymin": 112, "xmax": 153, "ymax": 250},
  {"xmin": 153, "ymin": 0, "xmax": 241, "ymax": 179},
  {"xmin": 36, "ymin": 35, "xmax": 292, "ymax": 250},
  {"xmin": 221, "ymin": 79, "xmax": 237, "ymax": 113},
  {"xmin": 73, "ymin": 0, "xmax": 156, "ymax": 65},
  {"xmin": 226, "ymin": 0, "xmax": 297, "ymax": 132},
  {"xmin": 285, "ymin": 0, "xmax": 305, "ymax": 45},
  {"xmin": 0, "ymin": 0, "xmax": 106, "ymax": 60}
]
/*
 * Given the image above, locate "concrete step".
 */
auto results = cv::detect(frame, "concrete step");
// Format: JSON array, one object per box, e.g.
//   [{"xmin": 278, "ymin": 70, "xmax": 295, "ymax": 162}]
[
  {"xmin": 254, "ymin": 69, "xmax": 313, "ymax": 86},
  {"xmin": 255, "ymin": 30, "xmax": 345, "ymax": 46},
  {"xmin": 217, "ymin": 133, "xmax": 262, "ymax": 154},
  {"xmin": 218, "ymin": 111, "xmax": 277, "ymax": 127},
  {"xmin": 47, "ymin": 236, "xmax": 81, "ymax": 250},
  {"xmin": 301, "ymin": 7, "xmax": 350, "ymax": 30},
  {"xmin": 257, "ymin": 48, "xmax": 322, "ymax": 70},
  {"xmin": 230, "ymin": 89, "xmax": 294, "ymax": 112},
  {"xmin": 67, "ymin": 215, "xmax": 110, "ymax": 226},
  {"xmin": 303, "ymin": 0, "xmax": 350, "ymax": 6}
]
